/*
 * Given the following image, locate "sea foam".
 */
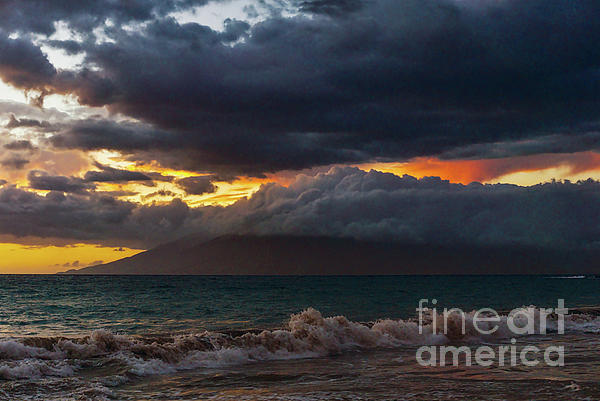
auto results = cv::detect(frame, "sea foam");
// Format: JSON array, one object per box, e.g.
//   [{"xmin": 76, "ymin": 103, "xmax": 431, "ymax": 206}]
[{"xmin": 1, "ymin": 307, "xmax": 599, "ymax": 380}]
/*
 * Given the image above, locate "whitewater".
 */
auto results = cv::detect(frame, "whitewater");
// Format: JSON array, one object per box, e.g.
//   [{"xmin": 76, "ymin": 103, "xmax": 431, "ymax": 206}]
[{"xmin": 1, "ymin": 275, "xmax": 599, "ymax": 400}]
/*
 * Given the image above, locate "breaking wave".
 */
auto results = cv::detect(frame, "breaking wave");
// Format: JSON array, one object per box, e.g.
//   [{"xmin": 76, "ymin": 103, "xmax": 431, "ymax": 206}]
[{"xmin": 1, "ymin": 307, "xmax": 599, "ymax": 381}]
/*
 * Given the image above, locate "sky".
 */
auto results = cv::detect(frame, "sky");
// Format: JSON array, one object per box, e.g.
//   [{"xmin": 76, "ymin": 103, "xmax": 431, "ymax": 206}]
[{"xmin": 0, "ymin": 0, "xmax": 599, "ymax": 272}]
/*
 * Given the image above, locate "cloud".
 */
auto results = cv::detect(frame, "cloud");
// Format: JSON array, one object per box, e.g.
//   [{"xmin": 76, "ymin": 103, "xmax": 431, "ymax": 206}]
[
  {"xmin": 49, "ymin": 118, "xmax": 171, "ymax": 151},
  {"xmin": 5, "ymin": 114, "xmax": 52, "ymax": 130},
  {"xmin": 27, "ymin": 170, "xmax": 94, "ymax": 193},
  {"xmin": 0, "ymin": 185, "xmax": 195, "ymax": 247},
  {"xmin": 4, "ymin": 140, "xmax": 36, "ymax": 151},
  {"xmin": 0, "ymin": 167, "xmax": 599, "ymax": 250},
  {"xmin": 0, "ymin": 0, "xmax": 597, "ymax": 175},
  {"xmin": 0, "ymin": 0, "xmax": 207, "ymax": 35},
  {"xmin": 366, "ymin": 151, "xmax": 600, "ymax": 185},
  {"xmin": 26, "ymin": 163, "xmax": 172, "ymax": 194},
  {"xmin": 297, "ymin": 0, "xmax": 363, "ymax": 15},
  {"xmin": 64, "ymin": 260, "xmax": 102, "ymax": 267},
  {"xmin": 439, "ymin": 132, "xmax": 600, "ymax": 161},
  {"xmin": 258, "ymin": 170, "xmax": 600, "ymax": 250},
  {"xmin": 200, "ymin": 167, "xmax": 600, "ymax": 250},
  {"xmin": 0, "ymin": 34, "xmax": 56, "ymax": 92},
  {"xmin": 0, "ymin": 100, "xmax": 69, "ymax": 123},
  {"xmin": 1, "ymin": 1, "xmax": 600, "ymax": 254},
  {"xmin": 142, "ymin": 190, "xmax": 179, "ymax": 201},
  {"xmin": 175, "ymin": 176, "xmax": 217, "ymax": 195},
  {"xmin": 83, "ymin": 162, "xmax": 152, "ymax": 183},
  {"xmin": 220, "ymin": 19, "xmax": 251, "ymax": 42},
  {"xmin": 0, "ymin": 155, "xmax": 29, "ymax": 169}
]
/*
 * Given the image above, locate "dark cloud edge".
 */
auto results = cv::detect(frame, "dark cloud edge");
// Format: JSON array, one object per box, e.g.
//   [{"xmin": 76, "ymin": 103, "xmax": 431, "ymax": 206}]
[{"xmin": 0, "ymin": 167, "xmax": 598, "ymax": 251}]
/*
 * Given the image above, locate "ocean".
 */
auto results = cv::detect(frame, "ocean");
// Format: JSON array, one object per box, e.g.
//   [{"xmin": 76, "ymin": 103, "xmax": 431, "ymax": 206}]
[{"xmin": 0, "ymin": 275, "xmax": 599, "ymax": 400}]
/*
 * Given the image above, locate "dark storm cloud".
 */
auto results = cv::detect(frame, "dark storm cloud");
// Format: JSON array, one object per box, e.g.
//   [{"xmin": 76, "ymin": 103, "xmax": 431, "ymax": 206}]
[
  {"xmin": 201, "ymin": 167, "xmax": 600, "ymax": 250},
  {"xmin": 3, "ymin": 140, "xmax": 35, "ymax": 151},
  {"xmin": 50, "ymin": 117, "xmax": 370, "ymax": 175},
  {"xmin": 28, "ymin": 170, "xmax": 94, "ymax": 193},
  {"xmin": 144, "ymin": 172, "xmax": 175, "ymax": 182},
  {"xmin": 0, "ymin": 155, "xmax": 28, "ymax": 169},
  {"xmin": 40, "ymin": 0, "xmax": 600, "ymax": 173},
  {"xmin": 0, "ymin": 33, "xmax": 56, "ymax": 91},
  {"xmin": 26, "ymin": 163, "xmax": 170, "ymax": 194},
  {"xmin": 438, "ymin": 132, "xmax": 600, "ymax": 160},
  {"xmin": 1, "ymin": 168, "xmax": 599, "ymax": 249},
  {"xmin": 45, "ymin": 40, "xmax": 84, "ymax": 56},
  {"xmin": 49, "ymin": 119, "xmax": 171, "ymax": 151},
  {"xmin": 5, "ymin": 114, "xmax": 53, "ymax": 131},
  {"xmin": 0, "ymin": 0, "xmax": 207, "ymax": 35},
  {"xmin": 297, "ymin": 0, "xmax": 363, "ymax": 15},
  {"xmin": 83, "ymin": 163, "xmax": 152, "ymax": 183},
  {"xmin": 220, "ymin": 19, "xmax": 251, "ymax": 42},
  {"xmin": 0, "ymin": 185, "xmax": 195, "ymax": 247},
  {"xmin": 3, "ymin": 0, "xmax": 600, "ymax": 174},
  {"xmin": 142, "ymin": 190, "xmax": 179, "ymax": 201},
  {"xmin": 175, "ymin": 176, "xmax": 217, "ymax": 195}
]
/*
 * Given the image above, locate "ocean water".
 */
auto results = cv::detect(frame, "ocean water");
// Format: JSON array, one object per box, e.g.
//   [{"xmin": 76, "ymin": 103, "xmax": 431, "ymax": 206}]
[{"xmin": 0, "ymin": 275, "xmax": 599, "ymax": 400}]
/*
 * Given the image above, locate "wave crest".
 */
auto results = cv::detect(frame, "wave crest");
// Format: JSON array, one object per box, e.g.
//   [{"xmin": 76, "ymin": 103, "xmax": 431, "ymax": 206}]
[{"xmin": 1, "ymin": 307, "xmax": 599, "ymax": 380}]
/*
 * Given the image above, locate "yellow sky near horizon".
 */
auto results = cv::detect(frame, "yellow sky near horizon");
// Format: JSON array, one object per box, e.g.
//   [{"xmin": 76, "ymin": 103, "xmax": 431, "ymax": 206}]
[{"xmin": 0, "ymin": 243, "xmax": 141, "ymax": 274}]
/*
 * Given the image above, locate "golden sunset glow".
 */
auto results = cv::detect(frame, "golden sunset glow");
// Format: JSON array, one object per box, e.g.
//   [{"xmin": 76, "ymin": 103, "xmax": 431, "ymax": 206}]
[
  {"xmin": 77, "ymin": 157, "xmax": 269, "ymax": 206},
  {"xmin": 0, "ymin": 243, "xmax": 141, "ymax": 274},
  {"xmin": 357, "ymin": 152, "xmax": 600, "ymax": 185}
]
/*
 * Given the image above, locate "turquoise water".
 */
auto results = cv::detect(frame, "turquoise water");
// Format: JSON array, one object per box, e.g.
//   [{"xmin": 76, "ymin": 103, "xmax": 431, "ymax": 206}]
[
  {"xmin": 1, "ymin": 275, "xmax": 600, "ymax": 400},
  {"xmin": 1, "ymin": 275, "xmax": 599, "ymax": 336}
]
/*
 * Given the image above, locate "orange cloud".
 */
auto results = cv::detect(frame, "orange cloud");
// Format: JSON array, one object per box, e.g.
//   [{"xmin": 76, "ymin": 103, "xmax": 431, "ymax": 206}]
[{"xmin": 358, "ymin": 151, "xmax": 600, "ymax": 185}]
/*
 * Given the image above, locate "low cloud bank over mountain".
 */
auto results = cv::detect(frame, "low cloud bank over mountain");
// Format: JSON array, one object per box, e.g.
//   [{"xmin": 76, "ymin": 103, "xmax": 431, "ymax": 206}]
[{"xmin": 1, "ymin": 168, "xmax": 598, "ymax": 250}]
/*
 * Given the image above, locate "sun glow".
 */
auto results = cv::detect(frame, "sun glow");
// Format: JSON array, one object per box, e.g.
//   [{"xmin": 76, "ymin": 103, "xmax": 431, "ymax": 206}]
[
  {"xmin": 357, "ymin": 152, "xmax": 600, "ymax": 185},
  {"xmin": 0, "ymin": 79, "xmax": 27, "ymax": 103},
  {"xmin": 0, "ymin": 243, "xmax": 141, "ymax": 274}
]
